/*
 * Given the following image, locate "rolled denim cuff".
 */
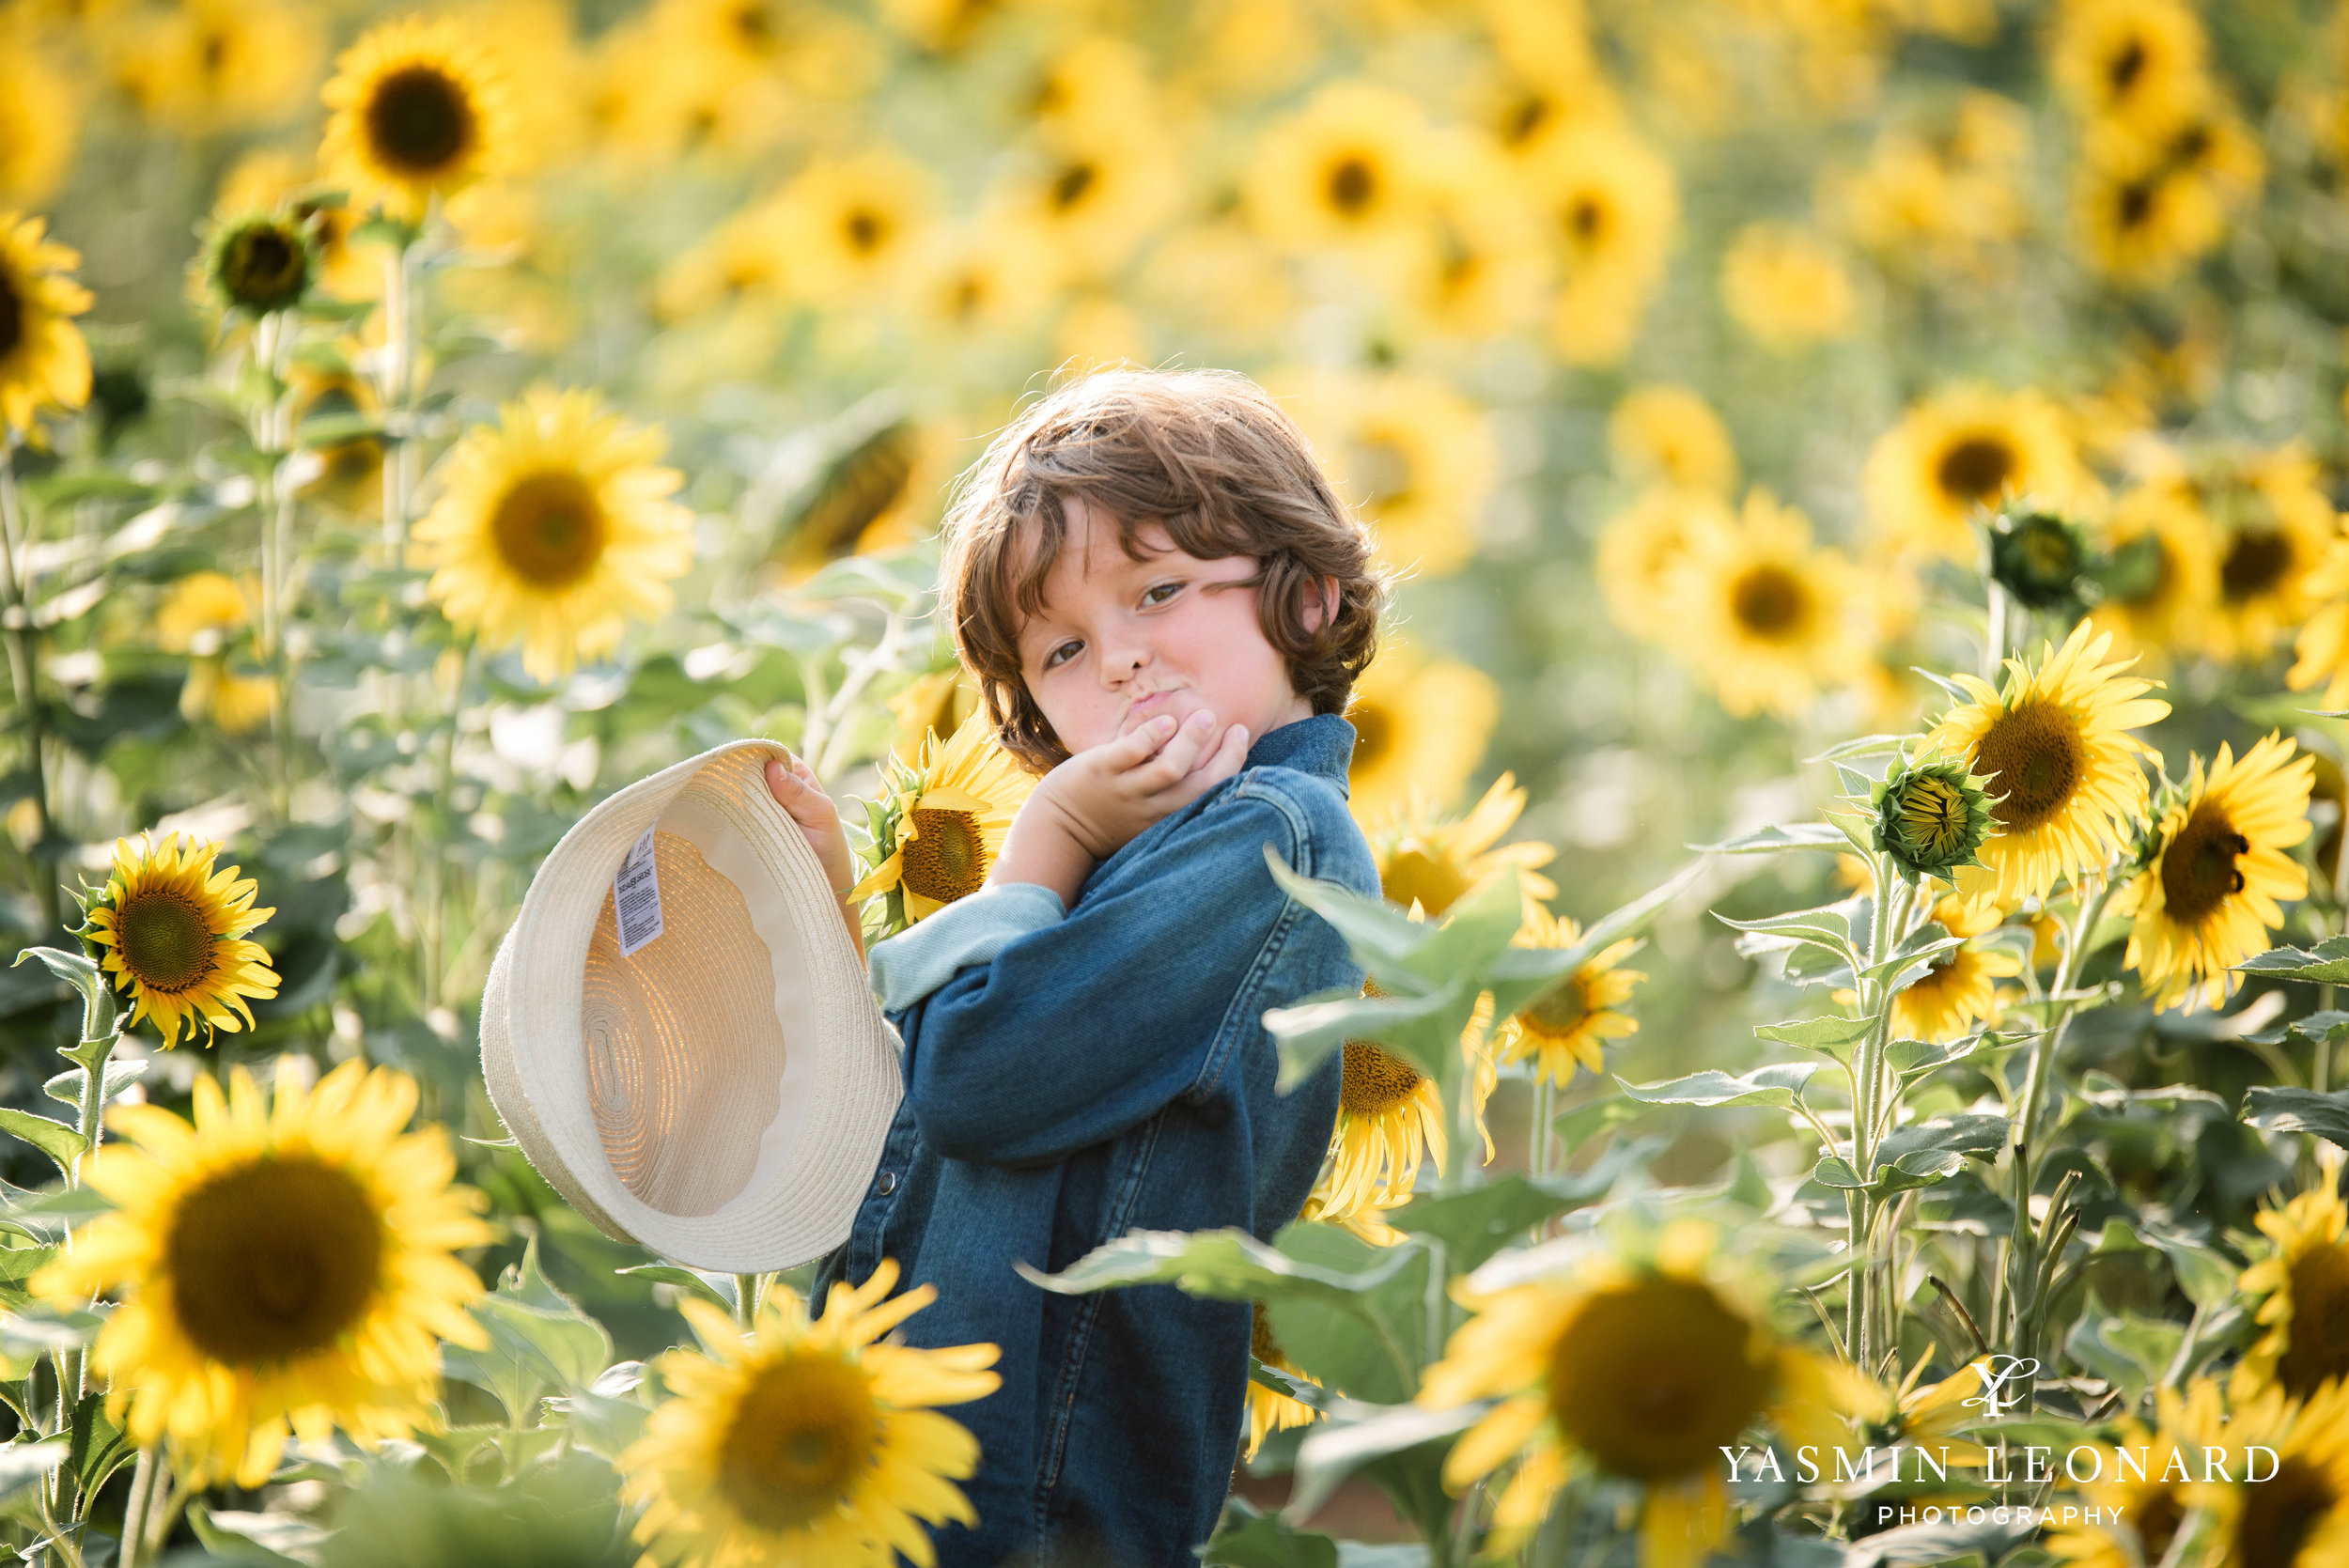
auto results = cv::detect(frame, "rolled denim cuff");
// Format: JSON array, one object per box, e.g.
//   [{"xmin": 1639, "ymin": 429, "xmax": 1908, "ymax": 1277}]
[{"xmin": 866, "ymin": 881, "xmax": 1067, "ymax": 1012}]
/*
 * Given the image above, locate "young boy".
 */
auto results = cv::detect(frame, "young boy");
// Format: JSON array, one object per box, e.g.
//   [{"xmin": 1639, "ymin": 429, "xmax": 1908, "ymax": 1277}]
[{"xmin": 766, "ymin": 368, "xmax": 1384, "ymax": 1567}]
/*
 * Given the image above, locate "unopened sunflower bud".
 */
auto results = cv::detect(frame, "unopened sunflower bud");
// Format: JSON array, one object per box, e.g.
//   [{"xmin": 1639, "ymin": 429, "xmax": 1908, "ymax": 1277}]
[
  {"xmin": 1870, "ymin": 753, "xmax": 1998, "ymax": 887},
  {"xmin": 1987, "ymin": 505, "xmax": 2100, "ymax": 615},
  {"xmin": 206, "ymin": 213, "xmax": 316, "ymax": 318}
]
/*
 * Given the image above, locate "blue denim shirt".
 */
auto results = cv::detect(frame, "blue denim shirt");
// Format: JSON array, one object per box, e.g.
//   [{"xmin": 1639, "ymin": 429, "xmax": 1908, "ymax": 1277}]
[{"xmin": 814, "ymin": 713, "xmax": 1374, "ymax": 1568}]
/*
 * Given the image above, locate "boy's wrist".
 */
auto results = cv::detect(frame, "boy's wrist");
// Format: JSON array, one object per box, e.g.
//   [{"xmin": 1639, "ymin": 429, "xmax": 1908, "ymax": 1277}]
[{"xmin": 988, "ymin": 785, "xmax": 1097, "ymax": 908}]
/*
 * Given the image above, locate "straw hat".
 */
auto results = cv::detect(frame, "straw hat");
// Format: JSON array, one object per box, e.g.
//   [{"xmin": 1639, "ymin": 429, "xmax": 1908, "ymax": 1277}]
[{"xmin": 481, "ymin": 740, "xmax": 901, "ymax": 1272}]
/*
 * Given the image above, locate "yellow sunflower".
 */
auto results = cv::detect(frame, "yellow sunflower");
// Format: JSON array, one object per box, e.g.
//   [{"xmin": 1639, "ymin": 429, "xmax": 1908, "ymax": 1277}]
[
  {"xmin": 154, "ymin": 572, "xmax": 250, "ymax": 656},
  {"xmin": 1847, "ymin": 1358, "xmax": 1996, "ymax": 1471},
  {"xmin": 111, "ymin": 0, "xmax": 320, "ymax": 134},
  {"xmin": 1284, "ymin": 368, "xmax": 1496, "ymax": 580},
  {"xmin": 1477, "ymin": 0, "xmax": 1619, "ymax": 163},
  {"xmin": 0, "ymin": 211, "xmax": 90, "ymax": 436},
  {"xmin": 1244, "ymin": 1302, "xmax": 1319, "ymax": 1459},
  {"xmin": 1827, "ymin": 92, "xmax": 2030, "ymax": 277},
  {"xmin": 0, "ymin": 32, "xmax": 80, "ymax": 209},
  {"xmin": 986, "ymin": 120, "xmax": 1175, "ymax": 288},
  {"xmin": 2290, "ymin": 537, "xmax": 2349, "ymax": 713},
  {"xmin": 1393, "ymin": 128, "xmax": 1549, "ymax": 341},
  {"xmin": 2046, "ymin": 1382, "xmax": 2218, "ymax": 1568},
  {"xmin": 2076, "ymin": 161, "xmax": 2226, "ymax": 290},
  {"xmin": 1597, "ymin": 487, "xmax": 1732, "ymax": 645},
  {"xmin": 1609, "ymin": 385, "xmax": 1737, "ymax": 497},
  {"xmin": 1345, "ymin": 642, "xmax": 1500, "ymax": 824},
  {"xmin": 2049, "ymin": 0, "xmax": 2210, "ymax": 144},
  {"xmin": 319, "ymin": 16, "xmax": 517, "ymax": 222},
  {"xmin": 179, "ymin": 664, "xmax": 277, "ymax": 736},
  {"xmin": 81, "ymin": 833, "xmax": 279, "ymax": 1048},
  {"xmin": 1861, "ymin": 384, "xmax": 2095, "ymax": 561},
  {"xmin": 2240, "ymin": 1188, "xmax": 2349, "ymax": 1404},
  {"xmin": 1527, "ymin": 120, "xmax": 1679, "ymax": 366},
  {"xmin": 35, "ymin": 1062, "xmax": 490, "ymax": 1487},
  {"xmin": 886, "ymin": 667, "xmax": 984, "ymax": 768},
  {"xmin": 1925, "ymin": 622, "xmax": 2169, "ymax": 906},
  {"xmin": 412, "ymin": 387, "xmax": 694, "ymax": 681},
  {"xmin": 654, "ymin": 198, "xmax": 793, "ymax": 322},
  {"xmin": 1367, "ymin": 772, "xmax": 1557, "ymax": 920},
  {"xmin": 2199, "ymin": 446, "xmax": 2342, "ymax": 666},
  {"xmin": 1299, "ymin": 1001, "xmax": 1498, "ymax": 1245},
  {"xmin": 1245, "ymin": 79, "xmax": 1433, "ymax": 256},
  {"xmin": 773, "ymin": 149, "xmax": 936, "ymax": 305},
  {"xmin": 1719, "ymin": 223, "xmax": 1858, "ymax": 351},
  {"xmin": 1419, "ymin": 1221, "xmax": 1850, "ymax": 1562},
  {"xmin": 1665, "ymin": 488, "xmax": 1859, "ymax": 721},
  {"xmin": 1890, "ymin": 894, "xmax": 2021, "ymax": 1042},
  {"xmin": 1497, "ymin": 902, "xmax": 1644, "ymax": 1088},
  {"xmin": 619, "ymin": 1259, "xmax": 1001, "ymax": 1568},
  {"xmin": 848, "ymin": 711, "xmax": 1036, "ymax": 930},
  {"xmin": 2120, "ymin": 735, "xmax": 2311, "ymax": 1014},
  {"xmin": 772, "ymin": 422, "xmax": 935, "ymax": 585},
  {"xmin": 2088, "ymin": 476, "xmax": 2217, "ymax": 664},
  {"xmin": 2188, "ymin": 1379, "xmax": 2349, "ymax": 1568},
  {"xmin": 215, "ymin": 151, "xmax": 378, "ymax": 302},
  {"xmin": 289, "ymin": 361, "xmax": 385, "ymax": 514}
]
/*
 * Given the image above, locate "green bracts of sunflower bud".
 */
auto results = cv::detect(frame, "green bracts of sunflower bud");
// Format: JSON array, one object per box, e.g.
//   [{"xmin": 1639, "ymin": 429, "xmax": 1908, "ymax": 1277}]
[{"xmin": 1869, "ymin": 753, "xmax": 1998, "ymax": 886}]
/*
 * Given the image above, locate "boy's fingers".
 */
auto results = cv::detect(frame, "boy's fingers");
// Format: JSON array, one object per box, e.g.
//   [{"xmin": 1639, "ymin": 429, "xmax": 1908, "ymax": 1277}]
[
  {"xmin": 1133, "ymin": 710, "xmax": 1217, "ymax": 790},
  {"xmin": 1106, "ymin": 714, "xmax": 1177, "ymax": 769}
]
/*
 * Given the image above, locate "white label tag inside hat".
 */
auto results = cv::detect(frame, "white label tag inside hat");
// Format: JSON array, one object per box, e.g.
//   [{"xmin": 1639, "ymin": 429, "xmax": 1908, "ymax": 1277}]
[{"xmin": 614, "ymin": 827, "xmax": 665, "ymax": 957}]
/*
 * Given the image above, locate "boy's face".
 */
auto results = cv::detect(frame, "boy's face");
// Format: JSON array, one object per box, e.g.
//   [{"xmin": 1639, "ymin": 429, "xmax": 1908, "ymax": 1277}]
[{"xmin": 1014, "ymin": 496, "xmax": 1315, "ymax": 758}]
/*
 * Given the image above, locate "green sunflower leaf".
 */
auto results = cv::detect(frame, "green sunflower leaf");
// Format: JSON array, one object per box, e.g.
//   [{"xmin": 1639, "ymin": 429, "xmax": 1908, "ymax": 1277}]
[
  {"xmin": 1486, "ymin": 860, "xmax": 1703, "ymax": 1022},
  {"xmin": 2241, "ymin": 1084, "xmax": 2349, "ymax": 1150},
  {"xmin": 1385, "ymin": 1141, "xmax": 1656, "ymax": 1273},
  {"xmin": 2232, "ymin": 936, "xmax": 2349, "ymax": 985},
  {"xmin": 1757, "ymin": 1014, "xmax": 1874, "ymax": 1056},
  {"xmin": 0, "ymin": 1111, "xmax": 86, "ymax": 1180},
  {"xmin": 1618, "ymin": 1063, "xmax": 1819, "ymax": 1110},
  {"xmin": 1198, "ymin": 1498, "xmax": 1339, "ymax": 1568},
  {"xmin": 1688, "ymin": 822, "xmax": 1848, "ymax": 855},
  {"xmin": 1285, "ymin": 1400, "xmax": 1481, "ymax": 1528}
]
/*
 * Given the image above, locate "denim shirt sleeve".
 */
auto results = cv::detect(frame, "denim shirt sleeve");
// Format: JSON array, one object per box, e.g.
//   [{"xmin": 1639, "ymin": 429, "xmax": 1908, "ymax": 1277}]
[
  {"xmin": 865, "ymin": 881, "xmax": 1067, "ymax": 1012},
  {"xmin": 896, "ymin": 773, "xmax": 1327, "ymax": 1168}
]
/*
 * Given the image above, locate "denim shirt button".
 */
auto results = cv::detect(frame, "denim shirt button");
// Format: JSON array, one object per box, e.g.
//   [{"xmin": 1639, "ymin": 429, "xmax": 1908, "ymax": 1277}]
[{"xmin": 877, "ymin": 1170, "xmax": 897, "ymax": 1196}]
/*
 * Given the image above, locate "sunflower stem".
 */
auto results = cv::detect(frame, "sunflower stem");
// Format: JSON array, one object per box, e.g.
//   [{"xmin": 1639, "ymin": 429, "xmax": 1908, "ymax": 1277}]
[
  {"xmin": 117, "ymin": 1448, "xmax": 159, "ymax": 1568},
  {"xmin": 380, "ymin": 240, "xmax": 417, "ymax": 554},
  {"xmin": 0, "ymin": 440, "xmax": 59, "ymax": 937},
  {"xmin": 733, "ymin": 1273, "xmax": 762, "ymax": 1329},
  {"xmin": 1529, "ymin": 1074, "xmax": 1554, "ymax": 1179}
]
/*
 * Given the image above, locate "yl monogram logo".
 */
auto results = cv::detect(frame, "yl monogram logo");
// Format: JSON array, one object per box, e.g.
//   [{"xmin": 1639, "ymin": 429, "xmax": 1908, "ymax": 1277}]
[{"xmin": 1961, "ymin": 1356, "xmax": 2040, "ymax": 1419}]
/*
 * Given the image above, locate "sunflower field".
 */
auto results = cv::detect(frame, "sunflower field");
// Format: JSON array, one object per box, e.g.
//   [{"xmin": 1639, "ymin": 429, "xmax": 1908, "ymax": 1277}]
[{"xmin": 14, "ymin": 0, "xmax": 2349, "ymax": 1561}]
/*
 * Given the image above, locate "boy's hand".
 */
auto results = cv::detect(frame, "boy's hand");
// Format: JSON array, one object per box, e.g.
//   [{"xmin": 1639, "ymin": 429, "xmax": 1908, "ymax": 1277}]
[
  {"xmin": 764, "ymin": 753, "xmax": 866, "ymax": 957},
  {"xmin": 989, "ymin": 709, "xmax": 1250, "ymax": 907}
]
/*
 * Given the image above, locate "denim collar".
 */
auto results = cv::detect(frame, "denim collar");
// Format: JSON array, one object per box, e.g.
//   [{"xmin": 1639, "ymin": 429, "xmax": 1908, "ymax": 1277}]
[{"xmin": 1245, "ymin": 713, "xmax": 1355, "ymax": 795}]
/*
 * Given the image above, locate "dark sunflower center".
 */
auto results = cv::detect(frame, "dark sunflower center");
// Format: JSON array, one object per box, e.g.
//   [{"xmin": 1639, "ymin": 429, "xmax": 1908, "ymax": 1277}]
[
  {"xmin": 166, "ymin": 1156, "xmax": 384, "ymax": 1364},
  {"xmin": 1381, "ymin": 846, "xmax": 1470, "ymax": 919},
  {"xmin": 1547, "ymin": 1277, "xmax": 1772, "ymax": 1480},
  {"xmin": 1050, "ymin": 161, "xmax": 1098, "ymax": 213},
  {"xmin": 1501, "ymin": 91, "xmax": 1551, "ymax": 147},
  {"xmin": 1251, "ymin": 1302, "xmax": 1283, "ymax": 1363},
  {"xmin": 842, "ymin": 208, "xmax": 888, "ymax": 256},
  {"xmin": 2136, "ymin": 1488, "xmax": 2186, "ymax": 1562},
  {"xmin": 1730, "ymin": 564, "xmax": 1809, "ymax": 640},
  {"xmin": 2107, "ymin": 38, "xmax": 2147, "ymax": 95},
  {"xmin": 2159, "ymin": 800, "xmax": 2249, "ymax": 926},
  {"xmin": 364, "ymin": 66, "xmax": 477, "ymax": 179},
  {"xmin": 2221, "ymin": 528, "xmax": 2295, "ymax": 603},
  {"xmin": 1566, "ymin": 195, "xmax": 1607, "ymax": 247},
  {"xmin": 1327, "ymin": 156, "xmax": 1377, "ymax": 215},
  {"xmin": 200, "ymin": 28, "xmax": 230, "ymax": 76},
  {"xmin": 1971, "ymin": 699, "xmax": 2088, "ymax": 831},
  {"xmin": 1349, "ymin": 703, "xmax": 1392, "ymax": 775},
  {"xmin": 1340, "ymin": 1041, "xmax": 1423, "ymax": 1116},
  {"xmin": 1520, "ymin": 974, "xmax": 1592, "ymax": 1040},
  {"xmin": 491, "ymin": 471, "xmax": 608, "ymax": 590},
  {"xmin": 219, "ymin": 223, "xmax": 309, "ymax": 313},
  {"xmin": 902, "ymin": 807, "xmax": 986, "ymax": 904},
  {"xmin": 0, "ymin": 266, "xmax": 22, "ymax": 363},
  {"xmin": 2171, "ymin": 122, "xmax": 2212, "ymax": 164},
  {"xmin": 1936, "ymin": 436, "xmax": 2015, "ymax": 505},
  {"xmin": 116, "ymin": 890, "xmax": 218, "ymax": 994},
  {"xmin": 730, "ymin": 1, "xmax": 778, "ymax": 53},
  {"xmin": 2116, "ymin": 179, "xmax": 2157, "ymax": 230},
  {"xmin": 718, "ymin": 1353, "xmax": 880, "ymax": 1530},
  {"xmin": 2234, "ymin": 1454, "xmax": 2336, "ymax": 1568},
  {"xmin": 2276, "ymin": 1240, "xmax": 2349, "ymax": 1400}
]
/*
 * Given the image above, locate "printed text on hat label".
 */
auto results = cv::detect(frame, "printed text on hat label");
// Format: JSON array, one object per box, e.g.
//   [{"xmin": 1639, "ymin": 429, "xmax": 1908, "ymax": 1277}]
[{"xmin": 614, "ymin": 827, "xmax": 666, "ymax": 957}]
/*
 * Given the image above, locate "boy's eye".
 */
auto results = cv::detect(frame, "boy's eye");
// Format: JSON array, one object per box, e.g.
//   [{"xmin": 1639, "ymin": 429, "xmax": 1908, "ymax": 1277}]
[
  {"xmin": 1043, "ymin": 640, "xmax": 1081, "ymax": 670},
  {"xmin": 1143, "ymin": 582, "xmax": 1180, "ymax": 606}
]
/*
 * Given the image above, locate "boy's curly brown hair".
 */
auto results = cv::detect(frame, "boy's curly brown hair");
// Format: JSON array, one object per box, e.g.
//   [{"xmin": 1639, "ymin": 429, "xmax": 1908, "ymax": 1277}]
[{"xmin": 939, "ymin": 368, "xmax": 1387, "ymax": 773}]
